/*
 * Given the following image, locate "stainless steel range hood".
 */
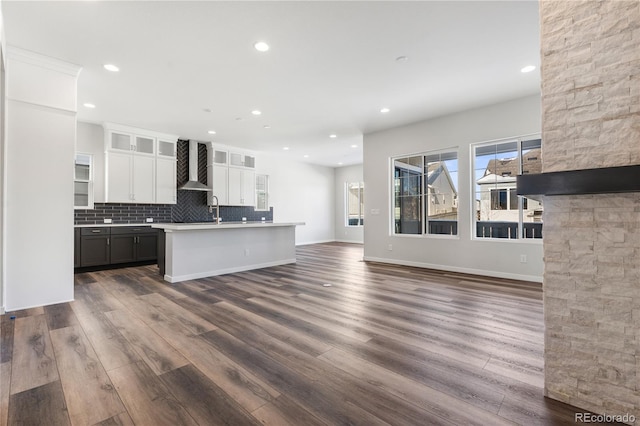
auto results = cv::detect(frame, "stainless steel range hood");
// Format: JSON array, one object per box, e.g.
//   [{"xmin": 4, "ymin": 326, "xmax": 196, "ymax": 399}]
[{"xmin": 179, "ymin": 140, "xmax": 211, "ymax": 191}]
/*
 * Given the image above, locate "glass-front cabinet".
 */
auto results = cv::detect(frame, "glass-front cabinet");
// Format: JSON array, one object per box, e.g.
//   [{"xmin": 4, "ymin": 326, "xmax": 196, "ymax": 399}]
[{"xmin": 74, "ymin": 153, "xmax": 93, "ymax": 209}]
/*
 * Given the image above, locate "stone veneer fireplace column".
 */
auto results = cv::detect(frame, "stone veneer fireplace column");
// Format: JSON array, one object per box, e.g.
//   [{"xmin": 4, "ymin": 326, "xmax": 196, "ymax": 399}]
[{"xmin": 540, "ymin": 0, "xmax": 640, "ymax": 420}]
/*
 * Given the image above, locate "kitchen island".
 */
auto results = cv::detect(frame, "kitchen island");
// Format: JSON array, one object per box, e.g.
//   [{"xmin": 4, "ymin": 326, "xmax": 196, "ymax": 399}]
[{"xmin": 152, "ymin": 222, "xmax": 304, "ymax": 283}]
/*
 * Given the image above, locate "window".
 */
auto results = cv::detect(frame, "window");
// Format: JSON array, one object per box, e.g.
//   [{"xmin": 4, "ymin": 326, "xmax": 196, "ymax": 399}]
[
  {"xmin": 255, "ymin": 174, "xmax": 269, "ymax": 211},
  {"xmin": 473, "ymin": 137, "xmax": 542, "ymax": 239},
  {"xmin": 74, "ymin": 153, "xmax": 93, "ymax": 209},
  {"xmin": 346, "ymin": 182, "xmax": 364, "ymax": 226},
  {"xmin": 393, "ymin": 149, "xmax": 458, "ymax": 236}
]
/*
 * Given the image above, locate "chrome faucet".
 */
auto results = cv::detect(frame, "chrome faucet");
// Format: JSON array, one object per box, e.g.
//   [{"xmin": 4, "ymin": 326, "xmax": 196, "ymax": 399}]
[{"xmin": 209, "ymin": 195, "xmax": 220, "ymax": 224}]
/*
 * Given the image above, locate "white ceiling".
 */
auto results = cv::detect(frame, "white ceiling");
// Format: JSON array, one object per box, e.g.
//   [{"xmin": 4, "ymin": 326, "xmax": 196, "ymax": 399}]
[{"xmin": 2, "ymin": 1, "xmax": 540, "ymax": 167}]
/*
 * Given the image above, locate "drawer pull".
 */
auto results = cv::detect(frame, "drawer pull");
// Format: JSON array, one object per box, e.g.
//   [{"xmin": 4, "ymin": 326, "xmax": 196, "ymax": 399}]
[{"xmin": 92, "ymin": 230, "xmax": 101, "ymax": 233}]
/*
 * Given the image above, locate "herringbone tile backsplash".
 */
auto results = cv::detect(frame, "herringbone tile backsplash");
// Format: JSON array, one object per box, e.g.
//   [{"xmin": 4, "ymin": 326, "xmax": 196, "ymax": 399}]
[{"xmin": 74, "ymin": 140, "xmax": 273, "ymax": 225}]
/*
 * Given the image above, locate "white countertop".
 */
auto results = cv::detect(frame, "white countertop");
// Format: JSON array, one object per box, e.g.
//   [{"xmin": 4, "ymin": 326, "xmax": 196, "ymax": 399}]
[{"xmin": 152, "ymin": 222, "xmax": 304, "ymax": 231}]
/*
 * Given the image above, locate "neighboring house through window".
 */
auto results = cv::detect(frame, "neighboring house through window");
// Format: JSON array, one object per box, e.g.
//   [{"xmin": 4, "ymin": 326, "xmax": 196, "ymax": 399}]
[
  {"xmin": 473, "ymin": 137, "xmax": 542, "ymax": 239},
  {"xmin": 393, "ymin": 149, "xmax": 458, "ymax": 236}
]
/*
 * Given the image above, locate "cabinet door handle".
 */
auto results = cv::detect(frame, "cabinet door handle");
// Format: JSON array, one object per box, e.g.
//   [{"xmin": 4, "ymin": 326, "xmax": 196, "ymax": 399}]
[
  {"xmin": 107, "ymin": 237, "xmax": 110, "ymax": 246},
  {"xmin": 92, "ymin": 230, "xmax": 100, "ymax": 233}
]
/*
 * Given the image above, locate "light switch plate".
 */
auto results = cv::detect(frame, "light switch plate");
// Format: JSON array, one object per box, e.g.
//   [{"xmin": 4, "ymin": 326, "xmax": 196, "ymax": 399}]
[
  {"xmin": 146, "ymin": 218, "xmax": 153, "ymax": 223},
  {"xmin": 103, "ymin": 218, "xmax": 112, "ymax": 224}
]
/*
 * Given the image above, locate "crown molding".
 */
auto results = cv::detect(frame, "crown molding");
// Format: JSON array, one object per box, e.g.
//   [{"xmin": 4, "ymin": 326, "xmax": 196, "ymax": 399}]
[{"xmin": 7, "ymin": 46, "xmax": 81, "ymax": 76}]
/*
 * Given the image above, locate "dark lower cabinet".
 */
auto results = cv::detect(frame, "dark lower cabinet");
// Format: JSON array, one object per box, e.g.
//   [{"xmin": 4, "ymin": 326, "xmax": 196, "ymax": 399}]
[
  {"xmin": 76, "ymin": 225, "xmax": 157, "ymax": 269},
  {"xmin": 74, "ymin": 228, "xmax": 81, "ymax": 268},
  {"xmin": 136, "ymin": 232, "xmax": 158, "ymax": 261},
  {"xmin": 80, "ymin": 227, "xmax": 111, "ymax": 267},
  {"xmin": 110, "ymin": 227, "xmax": 158, "ymax": 264}
]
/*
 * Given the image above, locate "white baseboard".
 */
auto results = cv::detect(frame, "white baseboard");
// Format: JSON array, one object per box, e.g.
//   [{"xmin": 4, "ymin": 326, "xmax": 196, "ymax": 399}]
[
  {"xmin": 334, "ymin": 239, "xmax": 364, "ymax": 244},
  {"xmin": 363, "ymin": 256, "xmax": 542, "ymax": 283},
  {"xmin": 296, "ymin": 239, "xmax": 336, "ymax": 246},
  {"xmin": 4, "ymin": 298, "xmax": 75, "ymax": 313}
]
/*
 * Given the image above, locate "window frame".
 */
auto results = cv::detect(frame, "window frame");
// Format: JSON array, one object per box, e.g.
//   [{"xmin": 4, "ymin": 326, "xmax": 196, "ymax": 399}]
[
  {"xmin": 470, "ymin": 134, "xmax": 542, "ymax": 242},
  {"xmin": 255, "ymin": 174, "xmax": 269, "ymax": 212},
  {"xmin": 345, "ymin": 181, "xmax": 364, "ymax": 227},
  {"xmin": 391, "ymin": 148, "xmax": 459, "ymax": 238}
]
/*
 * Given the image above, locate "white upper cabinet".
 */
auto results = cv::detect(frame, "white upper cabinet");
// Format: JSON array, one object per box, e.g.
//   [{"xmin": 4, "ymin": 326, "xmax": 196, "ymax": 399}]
[
  {"xmin": 156, "ymin": 158, "xmax": 177, "ymax": 204},
  {"xmin": 158, "ymin": 139, "xmax": 176, "ymax": 158},
  {"xmin": 229, "ymin": 152, "xmax": 255, "ymax": 169},
  {"xmin": 228, "ymin": 168, "xmax": 255, "ymax": 206},
  {"xmin": 107, "ymin": 131, "xmax": 156, "ymax": 155},
  {"xmin": 208, "ymin": 144, "xmax": 257, "ymax": 206},
  {"xmin": 103, "ymin": 123, "xmax": 177, "ymax": 204}
]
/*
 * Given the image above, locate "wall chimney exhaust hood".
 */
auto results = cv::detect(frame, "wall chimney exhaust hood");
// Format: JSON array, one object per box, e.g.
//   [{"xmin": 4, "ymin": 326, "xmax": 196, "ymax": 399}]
[{"xmin": 179, "ymin": 140, "xmax": 211, "ymax": 191}]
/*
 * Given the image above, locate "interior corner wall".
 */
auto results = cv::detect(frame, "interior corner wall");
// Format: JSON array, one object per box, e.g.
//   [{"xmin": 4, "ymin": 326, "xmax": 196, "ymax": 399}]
[
  {"xmin": 363, "ymin": 94, "xmax": 544, "ymax": 282},
  {"xmin": 334, "ymin": 164, "xmax": 363, "ymax": 243},
  {"xmin": 5, "ymin": 49, "xmax": 79, "ymax": 311},
  {"xmin": 77, "ymin": 121, "xmax": 105, "ymax": 202},
  {"xmin": 0, "ymin": 4, "xmax": 5, "ymax": 314},
  {"xmin": 257, "ymin": 154, "xmax": 335, "ymax": 245}
]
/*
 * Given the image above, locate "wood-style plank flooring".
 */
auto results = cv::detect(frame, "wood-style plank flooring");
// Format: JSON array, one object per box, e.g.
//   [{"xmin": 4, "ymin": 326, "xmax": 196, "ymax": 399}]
[{"xmin": 0, "ymin": 243, "xmax": 611, "ymax": 425}]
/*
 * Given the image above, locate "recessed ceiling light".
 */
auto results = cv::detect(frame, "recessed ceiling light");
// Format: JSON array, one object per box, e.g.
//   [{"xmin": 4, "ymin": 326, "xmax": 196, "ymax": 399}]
[
  {"xmin": 351, "ymin": 144, "xmax": 358, "ymax": 148},
  {"xmin": 380, "ymin": 107, "xmax": 390, "ymax": 113},
  {"xmin": 235, "ymin": 117, "xmax": 243, "ymax": 121},
  {"xmin": 203, "ymin": 108, "xmax": 212, "ymax": 113},
  {"xmin": 207, "ymin": 130, "xmax": 216, "ymax": 135},
  {"xmin": 395, "ymin": 56, "xmax": 408, "ymax": 62},
  {"xmin": 329, "ymin": 134, "xmax": 337, "ymax": 139},
  {"xmin": 283, "ymin": 147, "xmax": 289, "ymax": 151},
  {"xmin": 251, "ymin": 110, "xmax": 262, "ymax": 116},
  {"xmin": 521, "ymin": 65, "xmax": 536, "ymax": 73},
  {"xmin": 338, "ymin": 162, "xmax": 343, "ymax": 166},
  {"xmin": 263, "ymin": 125, "xmax": 271, "ymax": 129},
  {"xmin": 303, "ymin": 155, "xmax": 309, "ymax": 158},
  {"xmin": 254, "ymin": 41, "xmax": 270, "ymax": 52},
  {"xmin": 103, "ymin": 64, "xmax": 119, "ymax": 72},
  {"xmin": 83, "ymin": 103, "xmax": 96, "ymax": 109}
]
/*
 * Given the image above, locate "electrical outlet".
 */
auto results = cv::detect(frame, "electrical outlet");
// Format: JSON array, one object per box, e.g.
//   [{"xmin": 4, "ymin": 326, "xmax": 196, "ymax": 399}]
[
  {"xmin": 242, "ymin": 217, "xmax": 247, "ymax": 222},
  {"xmin": 520, "ymin": 254, "xmax": 527, "ymax": 263},
  {"xmin": 244, "ymin": 249, "xmax": 250, "ymax": 257},
  {"xmin": 146, "ymin": 218, "xmax": 153, "ymax": 223},
  {"xmin": 103, "ymin": 218, "xmax": 112, "ymax": 224},
  {"xmin": 388, "ymin": 244, "xmax": 393, "ymax": 251}
]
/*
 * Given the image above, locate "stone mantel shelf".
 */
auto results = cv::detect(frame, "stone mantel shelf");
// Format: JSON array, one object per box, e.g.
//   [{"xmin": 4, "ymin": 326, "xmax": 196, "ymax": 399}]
[{"xmin": 516, "ymin": 164, "xmax": 640, "ymax": 197}]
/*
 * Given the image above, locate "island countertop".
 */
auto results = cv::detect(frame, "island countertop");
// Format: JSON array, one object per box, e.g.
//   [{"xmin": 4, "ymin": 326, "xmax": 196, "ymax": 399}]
[
  {"xmin": 152, "ymin": 222, "xmax": 304, "ymax": 232},
  {"xmin": 154, "ymin": 221, "xmax": 304, "ymax": 283}
]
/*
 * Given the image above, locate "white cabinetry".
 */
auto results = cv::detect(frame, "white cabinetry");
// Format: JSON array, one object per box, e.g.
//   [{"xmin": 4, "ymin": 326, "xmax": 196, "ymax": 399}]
[
  {"xmin": 207, "ymin": 146, "xmax": 229, "ymax": 205},
  {"xmin": 228, "ymin": 168, "xmax": 255, "ymax": 206},
  {"xmin": 156, "ymin": 139, "xmax": 177, "ymax": 204},
  {"xmin": 104, "ymin": 123, "xmax": 177, "ymax": 204},
  {"xmin": 208, "ymin": 145, "xmax": 256, "ymax": 206}
]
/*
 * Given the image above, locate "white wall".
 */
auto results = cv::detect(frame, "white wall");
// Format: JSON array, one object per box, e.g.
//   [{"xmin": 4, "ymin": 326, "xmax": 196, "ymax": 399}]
[
  {"xmin": 77, "ymin": 121, "xmax": 105, "ymax": 202},
  {"xmin": 334, "ymin": 164, "xmax": 363, "ymax": 243},
  {"xmin": 257, "ymin": 154, "xmax": 335, "ymax": 245},
  {"xmin": 363, "ymin": 95, "xmax": 544, "ymax": 282},
  {"xmin": 5, "ymin": 48, "xmax": 80, "ymax": 311},
  {"xmin": 0, "ymin": 4, "xmax": 5, "ymax": 313}
]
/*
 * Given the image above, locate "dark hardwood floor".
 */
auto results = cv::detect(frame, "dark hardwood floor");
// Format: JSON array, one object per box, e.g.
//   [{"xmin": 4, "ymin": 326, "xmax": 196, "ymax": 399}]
[{"xmin": 0, "ymin": 243, "xmax": 610, "ymax": 425}]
